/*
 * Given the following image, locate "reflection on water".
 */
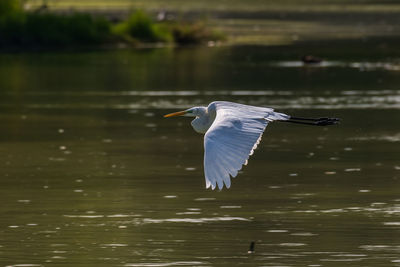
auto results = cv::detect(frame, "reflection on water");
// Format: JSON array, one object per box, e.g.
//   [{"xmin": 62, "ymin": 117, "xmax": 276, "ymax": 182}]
[
  {"xmin": 2, "ymin": 89, "xmax": 400, "ymax": 110},
  {"xmin": 0, "ymin": 47, "xmax": 399, "ymax": 266},
  {"xmin": 123, "ymin": 262, "xmax": 207, "ymax": 266},
  {"xmin": 273, "ymin": 60, "xmax": 400, "ymax": 72}
]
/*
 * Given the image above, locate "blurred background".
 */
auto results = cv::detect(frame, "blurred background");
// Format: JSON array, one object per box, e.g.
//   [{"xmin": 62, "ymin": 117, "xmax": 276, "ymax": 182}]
[
  {"xmin": 11, "ymin": 0, "xmax": 400, "ymax": 46},
  {"xmin": 1, "ymin": 1, "xmax": 400, "ymax": 267}
]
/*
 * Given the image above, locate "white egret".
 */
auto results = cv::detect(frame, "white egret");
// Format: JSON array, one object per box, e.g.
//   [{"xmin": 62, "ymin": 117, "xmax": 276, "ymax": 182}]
[{"xmin": 164, "ymin": 101, "xmax": 339, "ymax": 190}]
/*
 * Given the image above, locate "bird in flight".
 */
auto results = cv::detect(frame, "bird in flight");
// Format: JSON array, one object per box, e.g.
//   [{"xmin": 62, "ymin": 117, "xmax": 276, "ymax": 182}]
[{"xmin": 164, "ymin": 101, "xmax": 339, "ymax": 190}]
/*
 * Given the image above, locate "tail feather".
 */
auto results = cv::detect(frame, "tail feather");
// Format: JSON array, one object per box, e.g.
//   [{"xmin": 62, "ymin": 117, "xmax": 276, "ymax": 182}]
[{"xmin": 268, "ymin": 111, "xmax": 290, "ymax": 121}]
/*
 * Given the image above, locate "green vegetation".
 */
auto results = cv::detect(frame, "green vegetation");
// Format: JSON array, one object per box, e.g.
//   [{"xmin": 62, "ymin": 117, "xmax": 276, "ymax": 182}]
[
  {"xmin": 0, "ymin": 0, "xmax": 111, "ymax": 48},
  {"xmin": 170, "ymin": 22, "xmax": 226, "ymax": 45},
  {"xmin": 0, "ymin": 0, "xmax": 20, "ymax": 16},
  {"xmin": 23, "ymin": 0, "xmax": 400, "ymax": 13},
  {"xmin": 0, "ymin": 13, "xmax": 111, "ymax": 47},
  {"xmin": 22, "ymin": 0, "xmax": 400, "ymax": 46},
  {"xmin": 112, "ymin": 12, "xmax": 225, "ymax": 45},
  {"xmin": 0, "ymin": 0, "xmax": 225, "ymax": 49},
  {"xmin": 112, "ymin": 11, "xmax": 173, "ymax": 44}
]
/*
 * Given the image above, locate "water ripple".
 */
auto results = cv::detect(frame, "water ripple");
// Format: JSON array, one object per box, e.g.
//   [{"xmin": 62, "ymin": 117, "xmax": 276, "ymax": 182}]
[
  {"xmin": 360, "ymin": 245, "xmax": 400, "ymax": 252},
  {"xmin": 2, "ymin": 90, "xmax": 400, "ymax": 110},
  {"xmin": 290, "ymin": 203, "xmax": 400, "ymax": 215},
  {"xmin": 272, "ymin": 61, "xmax": 400, "ymax": 72},
  {"xmin": 141, "ymin": 217, "xmax": 250, "ymax": 224},
  {"xmin": 124, "ymin": 261, "xmax": 207, "ymax": 266},
  {"xmin": 349, "ymin": 134, "xmax": 400, "ymax": 142}
]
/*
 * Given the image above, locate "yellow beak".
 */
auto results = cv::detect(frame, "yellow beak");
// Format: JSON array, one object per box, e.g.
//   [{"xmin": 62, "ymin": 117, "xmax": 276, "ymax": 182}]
[{"xmin": 164, "ymin": 110, "xmax": 187, "ymax": 118}]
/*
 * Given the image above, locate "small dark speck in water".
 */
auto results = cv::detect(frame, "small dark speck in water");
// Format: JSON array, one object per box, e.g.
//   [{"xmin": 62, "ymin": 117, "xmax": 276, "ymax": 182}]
[{"xmin": 248, "ymin": 241, "xmax": 255, "ymax": 254}]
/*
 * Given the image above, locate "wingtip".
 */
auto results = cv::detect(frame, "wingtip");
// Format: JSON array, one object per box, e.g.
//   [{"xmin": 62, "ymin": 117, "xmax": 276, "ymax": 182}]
[{"xmin": 207, "ymin": 182, "xmax": 216, "ymax": 190}]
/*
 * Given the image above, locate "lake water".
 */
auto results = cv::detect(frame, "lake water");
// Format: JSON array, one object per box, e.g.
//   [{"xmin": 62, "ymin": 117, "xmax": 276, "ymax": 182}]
[{"xmin": 0, "ymin": 46, "xmax": 399, "ymax": 266}]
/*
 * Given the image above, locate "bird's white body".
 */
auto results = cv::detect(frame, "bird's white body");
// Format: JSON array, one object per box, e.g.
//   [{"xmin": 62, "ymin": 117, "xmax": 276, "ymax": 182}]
[
  {"xmin": 165, "ymin": 101, "xmax": 338, "ymax": 190},
  {"xmin": 178, "ymin": 101, "xmax": 289, "ymax": 190}
]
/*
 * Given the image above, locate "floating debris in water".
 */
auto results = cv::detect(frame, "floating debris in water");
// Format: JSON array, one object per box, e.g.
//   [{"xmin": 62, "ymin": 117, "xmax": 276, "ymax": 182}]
[
  {"xmin": 324, "ymin": 171, "xmax": 336, "ymax": 175},
  {"xmin": 302, "ymin": 55, "xmax": 323, "ymax": 64},
  {"xmin": 248, "ymin": 241, "xmax": 255, "ymax": 254}
]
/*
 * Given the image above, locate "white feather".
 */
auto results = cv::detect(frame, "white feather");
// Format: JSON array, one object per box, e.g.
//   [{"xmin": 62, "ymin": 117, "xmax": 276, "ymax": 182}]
[{"xmin": 203, "ymin": 101, "xmax": 289, "ymax": 190}]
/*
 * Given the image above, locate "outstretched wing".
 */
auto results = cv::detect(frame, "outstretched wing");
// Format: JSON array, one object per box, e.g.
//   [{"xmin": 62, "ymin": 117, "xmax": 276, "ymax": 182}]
[{"xmin": 203, "ymin": 101, "xmax": 289, "ymax": 190}]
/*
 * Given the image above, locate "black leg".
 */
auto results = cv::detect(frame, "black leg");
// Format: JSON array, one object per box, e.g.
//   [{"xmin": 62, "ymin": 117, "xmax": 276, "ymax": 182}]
[{"xmin": 278, "ymin": 117, "xmax": 340, "ymax": 126}]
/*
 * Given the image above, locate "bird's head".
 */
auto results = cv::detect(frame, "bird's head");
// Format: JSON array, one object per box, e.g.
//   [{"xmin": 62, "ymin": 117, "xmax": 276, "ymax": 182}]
[{"xmin": 164, "ymin": 107, "xmax": 201, "ymax": 118}]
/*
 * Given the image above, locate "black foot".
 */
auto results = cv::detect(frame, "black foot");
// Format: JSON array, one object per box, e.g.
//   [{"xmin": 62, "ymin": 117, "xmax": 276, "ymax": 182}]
[
  {"xmin": 314, "ymin": 117, "xmax": 340, "ymax": 126},
  {"xmin": 280, "ymin": 117, "xmax": 341, "ymax": 126}
]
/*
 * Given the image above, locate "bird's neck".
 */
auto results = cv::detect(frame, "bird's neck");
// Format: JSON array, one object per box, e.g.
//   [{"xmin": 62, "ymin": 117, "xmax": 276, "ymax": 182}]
[
  {"xmin": 196, "ymin": 107, "xmax": 208, "ymax": 117},
  {"xmin": 191, "ymin": 107, "xmax": 214, "ymax": 134}
]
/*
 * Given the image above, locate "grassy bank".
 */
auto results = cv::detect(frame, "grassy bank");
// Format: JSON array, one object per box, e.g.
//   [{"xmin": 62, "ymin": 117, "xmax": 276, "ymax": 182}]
[
  {"xmin": 19, "ymin": 0, "xmax": 400, "ymax": 47},
  {"xmin": 0, "ymin": 0, "xmax": 224, "ymax": 50},
  {"xmin": 24, "ymin": 0, "xmax": 400, "ymax": 13},
  {"xmin": 112, "ymin": 11, "xmax": 225, "ymax": 46},
  {"xmin": 3, "ymin": 0, "xmax": 400, "ymax": 49}
]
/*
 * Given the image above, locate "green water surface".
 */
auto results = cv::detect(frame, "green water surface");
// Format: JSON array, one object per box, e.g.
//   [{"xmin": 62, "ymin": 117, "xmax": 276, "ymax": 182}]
[{"xmin": 0, "ymin": 46, "xmax": 399, "ymax": 266}]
